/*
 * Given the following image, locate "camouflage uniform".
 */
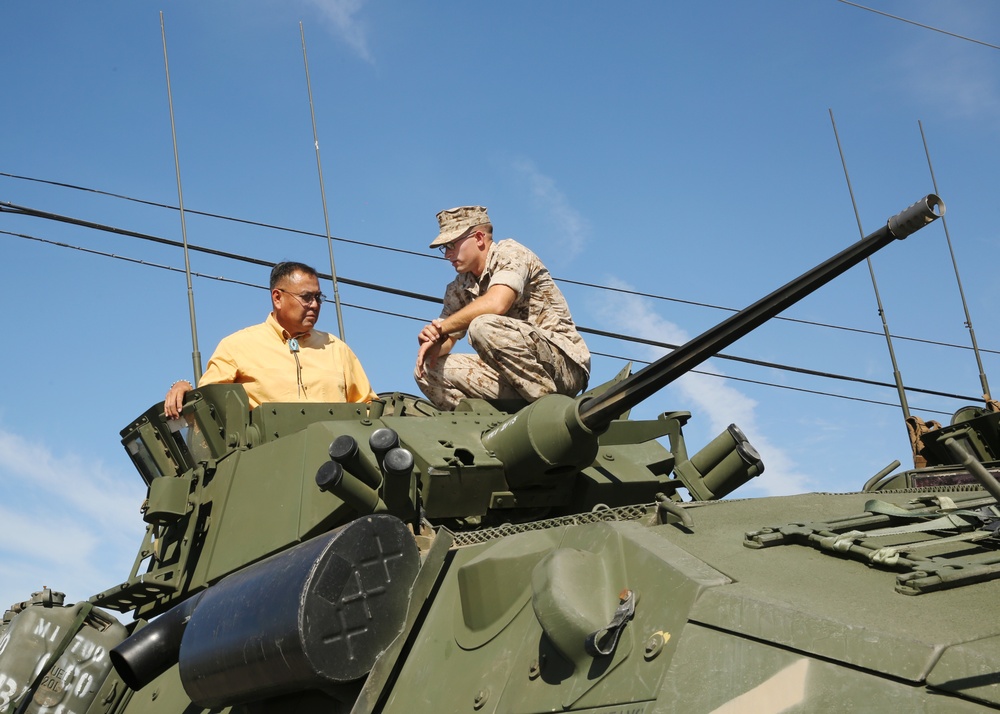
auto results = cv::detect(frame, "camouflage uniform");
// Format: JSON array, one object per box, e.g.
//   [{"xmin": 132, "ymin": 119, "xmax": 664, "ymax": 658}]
[{"xmin": 415, "ymin": 239, "xmax": 590, "ymax": 410}]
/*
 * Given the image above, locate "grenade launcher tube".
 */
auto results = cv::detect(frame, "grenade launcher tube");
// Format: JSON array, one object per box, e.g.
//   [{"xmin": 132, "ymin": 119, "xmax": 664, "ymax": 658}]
[{"xmin": 577, "ymin": 194, "xmax": 945, "ymax": 432}]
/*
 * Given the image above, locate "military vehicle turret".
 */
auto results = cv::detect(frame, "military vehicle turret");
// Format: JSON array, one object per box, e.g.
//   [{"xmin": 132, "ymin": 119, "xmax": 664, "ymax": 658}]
[{"xmin": 9, "ymin": 194, "xmax": 1000, "ymax": 712}]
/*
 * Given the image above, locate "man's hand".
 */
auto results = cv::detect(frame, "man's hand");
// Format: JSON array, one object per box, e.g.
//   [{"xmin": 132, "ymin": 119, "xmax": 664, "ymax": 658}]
[
  {"xmin": 417, "ymin": 318, "xmax": 445, "ymax": 347},
  {"xmin": 416, "ymin": 319, "xmax": 455, "ymax": 378},
  {"xmin": 164, "ymin": 380, "xmax": 193, "ymax": 420},
  {"xmin": 415, "ymin": 339, "xmax": 443, "ymax": 379}
]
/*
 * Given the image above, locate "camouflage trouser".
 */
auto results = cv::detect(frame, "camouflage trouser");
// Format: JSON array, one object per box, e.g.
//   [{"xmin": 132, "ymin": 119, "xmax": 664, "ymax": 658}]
[{"xmin": 414, "ymin": 314, "xmax": 589, "ymax": 410}]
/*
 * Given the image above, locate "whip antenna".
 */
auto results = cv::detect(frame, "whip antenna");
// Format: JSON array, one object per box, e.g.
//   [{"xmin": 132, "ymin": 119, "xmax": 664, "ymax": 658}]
[
  {"xmin": 300, "ymin": 22, "xmax": 346, "ymax": 341},
  {"xmin": 918, "ymin": 120, "xmax": 991, "ymax": 403},
  {"xmin": 828, "ymin": 109, "xmax": 910, "ymax": 421},
  {"xmin": 160, "ymin": 12, "xmax": 202, "ymax": 381}
]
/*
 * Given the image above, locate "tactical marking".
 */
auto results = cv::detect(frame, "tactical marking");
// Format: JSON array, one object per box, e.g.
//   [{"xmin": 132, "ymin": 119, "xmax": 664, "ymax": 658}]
[
  {"xmin": 708, "ymin": 659, "xmax": 809, "ymax": 713},
  {"xmin": 368, "ymin": 529, "xmax": 405, "ymax": 583},
  {"xmin": 74, "ymin": 670, "xmax": 94, "ymax": 697},
  {"xmin": 0, "ymin": 673, "xmax": 16, "ymax": 708},
  {"xmin": 36, "ymin": 664, "xmax": 68, "ymax": 707},
  {"xmin": 32, "ymin": 618, "xmax": 61, "ymax": 642},
  {"xmin": 317, "ymin": 524, "xmax": 410, "ymax": 661},
  {"xmin": 68, "ymin": 638, "xmax": 106, "ymax": 662},
  {"xmin": 320, "ymin": 568, "xmax": 379, "ymax": 661}
]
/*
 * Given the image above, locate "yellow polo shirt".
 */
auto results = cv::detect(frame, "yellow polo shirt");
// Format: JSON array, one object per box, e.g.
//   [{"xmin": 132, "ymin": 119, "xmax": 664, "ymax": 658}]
[{"xmin": 198, "ymin": 313, "xmax": 377, "ymax": 409}]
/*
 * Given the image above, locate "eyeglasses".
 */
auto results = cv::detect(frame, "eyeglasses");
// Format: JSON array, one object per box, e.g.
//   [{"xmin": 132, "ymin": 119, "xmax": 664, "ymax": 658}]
[
  {"xmin": 277, "ymin": 289, "xmax": 326, "ymax": 306},
  {"xmin": 437, "ymin": 232, "xmax": 477, "ymax": 255}
]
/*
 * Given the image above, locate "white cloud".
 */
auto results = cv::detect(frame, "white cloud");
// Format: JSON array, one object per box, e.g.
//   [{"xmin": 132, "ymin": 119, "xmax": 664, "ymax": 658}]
[
  {"xmin": 511, "ymin": 158, "xmax": 588, "ymax": 259},
  {"xmin": 594, "ymin": 279, "xmax": 814, "ymax": 496},
  {"xmin": 0, "ymin": 429, "xmax": 146, "ymax": 608},
  {"xmin": 889, "ymin": 6, "xmax": 1000, "ymax": 121},
  {"xmin": 898, "ymin": 48, "xmax": 1000, "ymax": 120},
  {"xmin": 302, "ymin": 0, "xmax": 374, "ymax": 63},
  {"xmin": 0, "ymin": 431, "xmax": 141, "ymax": 525}
]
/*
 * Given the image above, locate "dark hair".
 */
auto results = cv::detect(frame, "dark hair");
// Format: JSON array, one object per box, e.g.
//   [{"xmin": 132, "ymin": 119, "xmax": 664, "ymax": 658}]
[{"xmin": 270, "ymin": 261, "xmax": 318, "ymax": 290}]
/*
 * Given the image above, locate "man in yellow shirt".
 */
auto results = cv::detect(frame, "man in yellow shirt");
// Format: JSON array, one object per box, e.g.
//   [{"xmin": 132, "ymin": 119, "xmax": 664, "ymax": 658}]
[{"xmin": 164, "ymin": 262, "xmax": 376, "ymax": 418}]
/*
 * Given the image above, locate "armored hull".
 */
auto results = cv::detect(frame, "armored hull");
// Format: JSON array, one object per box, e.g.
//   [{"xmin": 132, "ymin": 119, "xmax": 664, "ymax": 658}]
[{"xmin": 7, "ymin": 195, "xmax": 1000, "ymax": 712}]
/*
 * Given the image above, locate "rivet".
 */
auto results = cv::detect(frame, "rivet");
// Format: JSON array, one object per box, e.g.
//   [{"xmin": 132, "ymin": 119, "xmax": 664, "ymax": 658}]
[
  {"xmin": 644, "ymin": 631, "xmax": 669, "ymax": 660},
  {"xmin": 473, "ymin": 688, "xmax": 490, "ymax": 709}
]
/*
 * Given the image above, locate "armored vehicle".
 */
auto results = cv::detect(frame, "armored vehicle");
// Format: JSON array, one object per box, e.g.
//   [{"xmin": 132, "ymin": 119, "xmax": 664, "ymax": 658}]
[{"xmin": 6, "ymin": 194, "xmax": 1000, "ymax": 713}]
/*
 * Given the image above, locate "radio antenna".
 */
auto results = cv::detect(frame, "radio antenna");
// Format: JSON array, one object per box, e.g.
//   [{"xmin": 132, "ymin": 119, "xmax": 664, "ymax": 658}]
[
  {"xmin": 160, "ymin": 12, "xmax": 203, "ymax": 381},
  {"xmin": 828, "ymin": 109, "xmax": 910, "ymax": 421},
  {"xmin": 300, "ymin": 22, "xmax": 346, "ymax": 341},
  {"xmin": 918, "ymin": 120, "xmax": 991, "ymax": 403}
]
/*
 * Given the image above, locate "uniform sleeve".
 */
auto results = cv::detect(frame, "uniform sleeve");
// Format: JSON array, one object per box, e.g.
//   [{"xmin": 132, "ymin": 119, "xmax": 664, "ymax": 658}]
[
  {"xmin": 486, "ymin": 242, "xmax": 528, "ymax": 297},
  {"xmin": 440, "ymin": 279, "xmax": 470, "ymax": 340}
]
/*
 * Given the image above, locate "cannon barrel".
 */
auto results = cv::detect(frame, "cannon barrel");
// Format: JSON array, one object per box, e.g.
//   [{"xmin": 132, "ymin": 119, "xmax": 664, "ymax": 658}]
[
  {"xmin": 481, "ymin": 195, "xmax": 944, "ymax": 487},
  {"xmin": 577, "ymin": 194, "xmax": 945, "ymax": 431}
]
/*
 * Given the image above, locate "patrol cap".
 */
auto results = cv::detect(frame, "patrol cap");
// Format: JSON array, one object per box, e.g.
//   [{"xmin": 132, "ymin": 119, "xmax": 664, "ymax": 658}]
[{"xmin": 430, "ymin": 205, "xmax": 490, "ymax": 248}]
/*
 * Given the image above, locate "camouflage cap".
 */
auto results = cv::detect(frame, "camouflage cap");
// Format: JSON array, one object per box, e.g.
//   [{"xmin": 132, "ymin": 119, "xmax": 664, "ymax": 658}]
[{"xmin": 430, "ymin": 205, "xmax": 491, "ymax": 248}]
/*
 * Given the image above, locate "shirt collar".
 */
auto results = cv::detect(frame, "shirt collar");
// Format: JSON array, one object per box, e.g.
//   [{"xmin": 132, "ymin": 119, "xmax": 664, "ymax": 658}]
[
  {"xmin": 462, "ymin": 241, "xmax": 498, "ymax": 297},
  {"xmin": 266, "ymin": 312, "xmax": 311, "ymax": 343},
  {"xmin": 478, "ymin": 241, "xmax": 498, "ymax": 280}
]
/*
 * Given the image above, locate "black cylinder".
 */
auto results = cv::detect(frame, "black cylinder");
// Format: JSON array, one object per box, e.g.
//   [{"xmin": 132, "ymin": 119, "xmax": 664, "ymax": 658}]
[
  {"xmin": 110, "ymin": 591, "xmax": 205, "ymax": 691},
  {"xmin": 382, "ymin": 447, "xmax": 415, "ymax": 516},
  {"xmin": 315, "ymin": 460, "xmax": 344, "ymax": 493},
  {"xmin": 382, "ymin": 447, "xmax": 414, "ymax": 479},
  {"xmin": 328, "ymin": 434, "xmax": 381, "ymax": 489},
  {"xmin": 315, "ymin": 460, "xmax": 388, "ymax": 514},
  {"xmin": 369, "ymin": 428, "xmax": 400, "ymax": 468},
  {"xmin": 328, "ymin": 434, "xmax": 359, "ymax": 464},
  {"xmin": 178, "ymin": 515, "xmax": 420, "ymax": 708}
]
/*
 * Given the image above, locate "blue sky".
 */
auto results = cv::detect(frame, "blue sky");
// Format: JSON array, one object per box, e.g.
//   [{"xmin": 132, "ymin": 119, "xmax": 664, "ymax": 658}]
[{"xmin": 2, "ymin": 1, "xmax": 999, "ymax": 610}]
